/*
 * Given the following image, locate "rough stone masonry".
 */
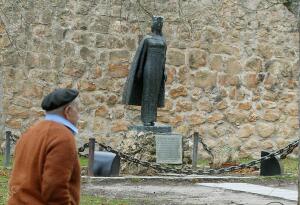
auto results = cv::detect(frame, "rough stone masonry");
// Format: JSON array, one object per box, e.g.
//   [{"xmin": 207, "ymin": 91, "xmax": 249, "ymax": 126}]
[{"xmin": 0, "ymin": 0, "xmax": 299, "ymax": 158}]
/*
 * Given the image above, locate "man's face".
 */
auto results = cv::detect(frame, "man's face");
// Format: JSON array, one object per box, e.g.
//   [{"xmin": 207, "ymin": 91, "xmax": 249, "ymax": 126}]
[{"xmin": 64, "ymin": 101, "xmax": 80, "ymax": 126}]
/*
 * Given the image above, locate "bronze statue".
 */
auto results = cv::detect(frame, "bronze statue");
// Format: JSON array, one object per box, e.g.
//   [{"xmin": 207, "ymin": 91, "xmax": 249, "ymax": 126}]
[{"xmin": 122, "ymin": 16, "xmax": 167, "ymax": 126}]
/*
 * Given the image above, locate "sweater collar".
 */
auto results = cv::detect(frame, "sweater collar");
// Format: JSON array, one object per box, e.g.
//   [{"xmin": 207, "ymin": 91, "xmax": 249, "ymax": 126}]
[{"xmin": 45, "ymin": 114, "xmax": 78, "ymax": 135}]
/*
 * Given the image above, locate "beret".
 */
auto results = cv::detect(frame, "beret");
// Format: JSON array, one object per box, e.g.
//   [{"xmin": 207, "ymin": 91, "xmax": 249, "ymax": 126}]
[{"xmin": 41, "ymin": 88, "xmax": 79, "ymax": 111}]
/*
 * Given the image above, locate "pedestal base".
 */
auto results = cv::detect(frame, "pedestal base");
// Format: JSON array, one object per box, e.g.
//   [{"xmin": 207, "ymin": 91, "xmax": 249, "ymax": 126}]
[{"xmin": 129, "ymin": 124, "xmax": 172, "ymax": 133}]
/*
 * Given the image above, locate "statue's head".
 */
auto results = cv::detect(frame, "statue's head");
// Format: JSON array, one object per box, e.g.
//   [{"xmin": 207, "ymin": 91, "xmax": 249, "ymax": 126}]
[{"xmin": 151, "ymin": 16, "xmax": 164, "ymax": 34}]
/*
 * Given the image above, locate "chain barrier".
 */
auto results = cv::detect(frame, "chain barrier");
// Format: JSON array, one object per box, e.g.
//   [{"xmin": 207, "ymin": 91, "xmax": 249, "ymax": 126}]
[
  {"xmin": 9, "ymin": 133, "xmax": 19, "ymax": 144},
  {"xmin": 77, "ymin": 136, "xmax": 299, "ymax": 175},
  {"xmin": 195, "ymin": 134, "xmax": 214, "ymax": 159}
]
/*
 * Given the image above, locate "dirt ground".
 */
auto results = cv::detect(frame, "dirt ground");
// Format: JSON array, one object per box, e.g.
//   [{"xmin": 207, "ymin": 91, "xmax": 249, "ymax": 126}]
[{"xmin": 82, "ymin": 181, "xmax": 297, "ymax": 205}]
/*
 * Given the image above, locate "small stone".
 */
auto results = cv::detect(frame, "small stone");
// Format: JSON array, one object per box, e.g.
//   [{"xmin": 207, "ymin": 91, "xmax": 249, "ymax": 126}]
[
  {"xmin": 107, "ymin": 95, "xmax": 118, "ymax": 105},
  {"xmin": 109, "ymin": 50, "xmax": 130, "ymax": 63},
  {"xmin": 6, "ymin": 118, "xmax": 22, "ymax": 129},
  {"xmin": 248, "ymin": 112, "xmax": 259, "ymax": 122},
  {"xmin": 93, "ymin": 118, "xmax": 107, "ymax": 131},
  {"xmin": 171, "ymin": 115, "xmax": 184, "ymax": 126},
  {"xmin": 225, "ymin": 110, "xmax": 247, "ymax": 124},
  {"xmin": 169, "ymin": 86, "xmax": 188, "ymax": 98},
  {"xmin": 7, "ymin": 105, "xmax": 29, "ymax": 119},
  {"xmin": 111, "ymin": 120, "xmax": 129, "ymax": 132},
  {"xmin": 285, "ymin": 103, "xmax": 298, "ymax": 116},
  {"xmin": 0, "ymin": 35, "xmax": 10, "ymax": 48},
  {"xmin": 225, "ymin": 58, "xmax": 242, "ymax": 74},
  {"xmin": 108, "ymin": 64, "xmax": 129, "ymax": 78},
  {"xmin": 188, "ymin": 49, "xmax": 207, "ymax": 69},
  {"xmin": 261, "ymin": 101, "xmax": 277, "ymax": 109},
  {"xmin": 245, "ymin": 57, "xmax": 263, "ymax": 72},
  {"xmin": 263, "ymin": 91, "xmax": 278, "ymax": 101},
  {"xmin": 23, "ymin": 83, "xmax": 44, "ymax": 98},
  {"xmin": 193, "ymin": 70, "xmax": 217, "ymax": 89},
  {"xmin": 207, "ymin": 112, "xmax": 224, "ymax": 123},
  {"xmin": 176, "ymin": 101, "xmax": 193, "ymax": 112},
  {"xmin": 243, "ymin": 73, "xmax": 258, "ymax": 88},
  {"xmin": 95, "ymin": 105, "xmax": 109, "ymax": 117},
  {"xmin": 210, "ymin": 55, "xmax": 223, "ymax": 71},
  {"xmin": 77, "ymin": 80, "xmax": 96, "ymax": 91},
  {"xmin": 188, "ymin": 114, "xmax": 206, "ymax": 125},
  {"xmin": 263, "ymin": 74, "xmax": 277, "ymax": 90},
  {"xmin": 79, "ymin": 93, "xmax": 96, "ymax": 106},
  {"xmin": 256, "ymin": 122, "xmax": 275, "ymax": 138},
  {"xmin": 279, "ymin": 92, "xmax": 296, "ymax": 102},
  {"xmin": 210, "ymin": 43, "xmax": 240, "ymax": 56},
  {"xmin": 262, "ymin": 109, "xmax": 281, "ymax": 122},
  {"xmin": 262, "ymin": 141, "xmax": 274, "ymax": 149},
  {"xmin": 238, "ymin": 102, "xmax": 252, "ymax": 110},
  {"xmin": 167, "ymin": 49, "xmax": 185, "ymax": 66},
  {"xmin": 287, "ymin": 116, "xmax": 299, "ymax": 129},
  {"xmin": 257, "ymin": 43, "xmax": 273, "ymax": 59},
  {"xmin": 238, "ymin": 124, "xmax": 254, "ymax": 138},
  {"xmin": 198, "ymin": 99, "xmax": 212, "ymax": 112},
  {"xmin": 89, "ymin": 65, "xmax": 102, "ymax": 79},
  {"xmin": 216, "ymin": 100, "xmax": 228, "ymax": 110},
  {"xmin": 277, "ymin": 125, "xmax": 295, "ymax": 139}
]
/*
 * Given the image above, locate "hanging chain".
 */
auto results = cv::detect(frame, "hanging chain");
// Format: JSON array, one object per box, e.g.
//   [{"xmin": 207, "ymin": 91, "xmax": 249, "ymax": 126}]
[
  {"xmin": 76, "ymin": 138, "xmax": 300, "ymax": 175},
  {"xmin": 197, "ymin": 134, "xmax": 214, "ymax": 159}
]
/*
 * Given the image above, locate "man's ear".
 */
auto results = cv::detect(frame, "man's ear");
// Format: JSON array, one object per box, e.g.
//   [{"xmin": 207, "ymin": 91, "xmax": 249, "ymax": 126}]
[{"xmin": 63, "ymin": 105, "xmax": 71, "ymax": 118}]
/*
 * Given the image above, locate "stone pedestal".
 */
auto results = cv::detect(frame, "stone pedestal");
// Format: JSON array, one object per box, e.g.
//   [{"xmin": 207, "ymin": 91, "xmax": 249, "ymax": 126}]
[{"xmin": 129, "ymin": 124, "xmax": 172, "ymax": 133}]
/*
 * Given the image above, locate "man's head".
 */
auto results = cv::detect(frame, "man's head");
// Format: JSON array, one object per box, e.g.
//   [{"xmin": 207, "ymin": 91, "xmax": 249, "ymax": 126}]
[
  {"xmin": 41, "ymin": 88, "xmax": 80, "ymax": 126},
  {"xmin": 151, "ymin": 16, "xmax": 164, "ymax": 34}
]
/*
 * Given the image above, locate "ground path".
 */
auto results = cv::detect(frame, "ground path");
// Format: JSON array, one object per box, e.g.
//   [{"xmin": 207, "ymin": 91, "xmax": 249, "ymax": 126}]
[{"xmin": 82, "ymin": 176, "xmax": 297, "ymax": 205}]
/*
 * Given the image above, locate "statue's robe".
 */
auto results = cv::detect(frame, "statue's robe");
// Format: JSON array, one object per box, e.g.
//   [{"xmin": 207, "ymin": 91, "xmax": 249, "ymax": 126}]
[{"xmin": 122, "ymin": 34, "xmax": 167, "ymax": 124}]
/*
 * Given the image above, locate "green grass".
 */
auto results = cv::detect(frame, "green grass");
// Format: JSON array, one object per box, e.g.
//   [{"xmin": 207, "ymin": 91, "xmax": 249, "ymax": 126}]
[{"xmin": 79, "ymin": 156, "xmax": 89, "ymax": 167}]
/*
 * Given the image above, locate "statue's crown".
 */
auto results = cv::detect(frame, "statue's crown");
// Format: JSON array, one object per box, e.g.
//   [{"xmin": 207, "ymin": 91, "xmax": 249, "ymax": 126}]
[{"xmin": 152, "ymin": 16, "xmax": 164, "ymax": 23}]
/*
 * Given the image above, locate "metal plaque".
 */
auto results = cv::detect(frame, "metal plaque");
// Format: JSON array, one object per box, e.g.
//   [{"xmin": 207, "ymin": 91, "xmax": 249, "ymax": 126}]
[{"xmin": 155, "ymin": 134, "xmax": 182, "ymax": 164}]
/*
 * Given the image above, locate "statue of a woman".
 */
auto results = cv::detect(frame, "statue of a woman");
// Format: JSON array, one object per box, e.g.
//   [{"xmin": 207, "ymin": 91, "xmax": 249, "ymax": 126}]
[{"xmin": 122, "ymin": 16, "xmax": 167, "ymax": 126}]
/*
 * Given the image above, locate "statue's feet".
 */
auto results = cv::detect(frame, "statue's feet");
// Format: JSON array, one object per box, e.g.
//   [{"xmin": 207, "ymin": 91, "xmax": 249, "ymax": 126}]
[{"xmin": 143, "ymin": 122, "xmax": 155, "ymax": 126}]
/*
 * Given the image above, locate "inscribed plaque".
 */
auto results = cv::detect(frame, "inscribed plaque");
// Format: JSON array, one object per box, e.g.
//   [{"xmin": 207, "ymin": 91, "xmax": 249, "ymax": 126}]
[{"xmin": 155, "ymin": 134, "xmax": 182, "ymax": 164}]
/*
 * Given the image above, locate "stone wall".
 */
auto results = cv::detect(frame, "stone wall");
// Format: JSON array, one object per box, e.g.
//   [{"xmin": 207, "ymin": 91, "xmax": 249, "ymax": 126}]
[{"xmin": 0, "ymin": 0, "xmax": 299, "ymax": 158}]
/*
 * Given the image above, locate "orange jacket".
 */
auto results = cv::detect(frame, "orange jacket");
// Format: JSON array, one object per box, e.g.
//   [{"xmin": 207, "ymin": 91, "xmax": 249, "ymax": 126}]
[{"xmin": 8, "ymin": 120, "xmax": 81, "ymax": 205}]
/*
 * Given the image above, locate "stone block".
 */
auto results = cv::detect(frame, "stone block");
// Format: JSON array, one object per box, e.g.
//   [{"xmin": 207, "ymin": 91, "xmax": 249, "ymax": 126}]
[
  {"xmin": 108, "ymin": 63, "xmax": 129, "ymax": 78},
  {"xmin": 207, "ymin": 112, "xmax": 224, "ymax": 123},
  {"xmin": 7, "ymin": 105, "xmax": 30, "ymax": 119},
  {"xmin": 80, "ymin": 47, "xmax": 96, "ymax": 62},
  {"xmin": 107, "ymin": 94, "xmax": 118, "ymax": 105},
  {"xmin": 167, "ymin": 49, "xmax": 185, "ymax": 66},
  {"xmin": 238, "ymin": 102, "xmax": 252, "ymax": 110},
  {"xmin": 285, "ymin": 103, "xmax": 298, "ymax": 116},
  {"xmin": 225, "ymin": 58, "xmax": 242, "ymax": 74},
  {"xmin": 245, "ymin": 57, "xmax": 263, "ymax": 72},
  {"xmin": 238, "ymin": 124, "xmax": 254, "ymax": 138},
  {"xmin": 63, "ymin": 59, "xmax": 86, "ymax": 77},
  {"xmin": 6, "ymin": 118, "xmax": 22, "ymax": 129},
  {"xmin": 262, "ymin": 109, "xmax": 281, "ymax": 122},
  {"xmin": 169, "ymin": 86, "xmax": 188, "ymax": 98},
  {"xmin": 109, "ymin": 50, "xmax": 130, "ymax": 63},
  {"xmin": 243, "ymin": 73, "xmax": 258, "ymax": 88},
  {"xmin": 188, "ymin": 114, "xmax": 206, "ymax": 125},
  {"xmin": 210, "ymin": 55, "xmax": 223, "ymax": 71},
  {"xmin": 256, "ymin": 122, "xmax": 275, "ymax": 138},
  {"xmin": 188, "ymin": 49, "xmax": 207, "ymax": 69},
  {"xmin": 194, "ymin": 70, "xmax": 217, "ymax": 89},
  {"xmin": 0, "ymin": 35, "xmax": 10, "ymax": 48},
  {"xmin": 111, "ymin": 120, "xmax": 129, "ymax": 132},
  {"xmin": 77, "ymin": 80, "xmax": 96, "ymax": 91},
  {"xmin": 175, "ymin": 101, "xmax": 193, "ymax": 112}
]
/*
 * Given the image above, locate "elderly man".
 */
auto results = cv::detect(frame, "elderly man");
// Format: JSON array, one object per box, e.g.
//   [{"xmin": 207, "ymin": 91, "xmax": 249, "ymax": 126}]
[{"xmin": 8, "ymin": 88, "xmax": 81, "ymax": 205}]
